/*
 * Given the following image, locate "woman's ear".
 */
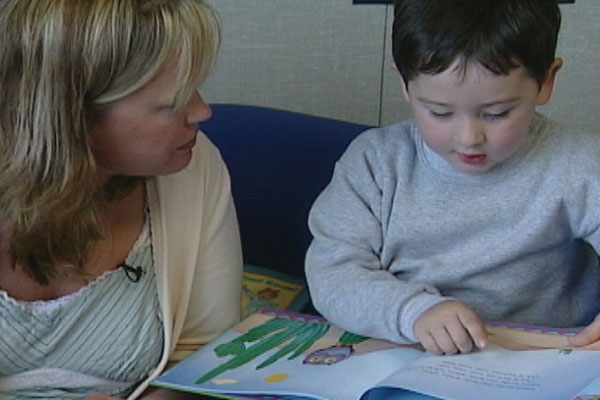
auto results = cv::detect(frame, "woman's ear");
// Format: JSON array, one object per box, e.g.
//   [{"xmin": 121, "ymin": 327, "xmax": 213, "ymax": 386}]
[{"xmin": 536, "ymin": 58, "xmax": 563, "ymax": 105}]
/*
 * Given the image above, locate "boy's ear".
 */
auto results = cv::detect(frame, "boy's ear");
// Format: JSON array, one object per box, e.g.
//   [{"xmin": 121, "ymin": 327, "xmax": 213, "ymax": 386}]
[
  {"xmin": 399, "ymin": 75, "xmax": 410, "ymax": 103},
  {"xmin": 393, "ymin": 61, "xmax": 411, "ymax": 102},
  {"xmin": 536, "ymin": 58, "xmax": 563, "ymax": 105}
]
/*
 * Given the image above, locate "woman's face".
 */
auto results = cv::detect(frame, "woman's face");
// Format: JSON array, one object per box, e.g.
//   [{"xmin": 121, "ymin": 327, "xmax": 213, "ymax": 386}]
[{"xmin": 90, "ymin": 62, "xmax": 212, "ymax": 179}]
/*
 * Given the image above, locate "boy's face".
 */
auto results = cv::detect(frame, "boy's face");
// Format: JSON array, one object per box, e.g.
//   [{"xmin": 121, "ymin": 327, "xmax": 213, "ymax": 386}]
[{"xmin": 402, "ymin": 59, "xmax": 560, "ymax": 174}]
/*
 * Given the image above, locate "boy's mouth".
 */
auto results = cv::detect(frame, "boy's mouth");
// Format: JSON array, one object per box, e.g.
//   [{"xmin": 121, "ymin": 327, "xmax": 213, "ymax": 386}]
[{"xmin": 458, "ymin": 153, "xmax": 487, "ymax": 165}]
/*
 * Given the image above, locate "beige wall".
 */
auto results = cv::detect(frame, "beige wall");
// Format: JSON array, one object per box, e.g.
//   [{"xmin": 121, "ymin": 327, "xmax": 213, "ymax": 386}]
[{"xmin": 203, "ymin": 0, "xmax": 599, "ymax": 130}]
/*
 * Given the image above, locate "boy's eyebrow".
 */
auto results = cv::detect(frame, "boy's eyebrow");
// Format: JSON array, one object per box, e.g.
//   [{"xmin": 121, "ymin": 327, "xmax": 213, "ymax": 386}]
[
  {"xmin": 480, "ymin": 97, "xmax": 521, "ymax": 107},
  {"xmin": 418, "ymin": 97, "xmax": 521, "ymax": 107},
  {"xmin": 417, "ymin": 99, "xmax": 452, "ymax": 107}
]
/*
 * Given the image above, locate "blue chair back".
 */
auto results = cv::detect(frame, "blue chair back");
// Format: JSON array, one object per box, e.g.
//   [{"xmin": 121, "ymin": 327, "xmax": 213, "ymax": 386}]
[{"xmin": 200, "ymin": 104, "xmax": 373, "ymax": 279}]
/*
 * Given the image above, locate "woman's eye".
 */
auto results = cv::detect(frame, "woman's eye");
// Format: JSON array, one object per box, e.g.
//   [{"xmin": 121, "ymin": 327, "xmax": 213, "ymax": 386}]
[
  {"xmin": 160, "ymin": 105, "xmax": 176, "ymax": 112},
  {"xmin": 157, "ymin": 102, "xmax": 177, "ymax": 113}
]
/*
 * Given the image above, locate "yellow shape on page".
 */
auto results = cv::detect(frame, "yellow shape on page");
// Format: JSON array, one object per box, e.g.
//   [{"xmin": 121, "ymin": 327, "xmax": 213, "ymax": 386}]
[
  {"xmin": 211, "ymin": 377, "xmax": 239, "ymax": 385},
  {"xmin": 264, "ymin": 373, "xmax": 289, "ymax": 383},
  {"xmin": 210, "ymin": 373, "xmax": 289, "ymax": 385}
]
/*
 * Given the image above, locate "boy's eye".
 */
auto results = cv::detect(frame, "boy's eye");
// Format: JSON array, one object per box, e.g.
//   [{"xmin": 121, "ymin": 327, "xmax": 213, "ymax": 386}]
[
  {"xmin": 483, "ymin": 110, "xmax": 511, "ymax": 120},
  {"xmin": 429, "ymin": 110, "xmax": 453, "ymax": 118}
]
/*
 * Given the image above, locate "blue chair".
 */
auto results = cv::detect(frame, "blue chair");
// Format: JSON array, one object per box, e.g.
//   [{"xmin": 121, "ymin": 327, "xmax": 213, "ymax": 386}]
[{"xmin": 199, "ymin": 104, "xmax": 373, "ymax": 284}]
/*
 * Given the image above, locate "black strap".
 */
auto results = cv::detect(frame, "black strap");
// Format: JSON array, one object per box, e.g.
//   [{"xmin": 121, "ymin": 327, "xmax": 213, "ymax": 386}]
[{"xmin": 116, "ymin": 262, "xmax": 143, "ymax": 282}]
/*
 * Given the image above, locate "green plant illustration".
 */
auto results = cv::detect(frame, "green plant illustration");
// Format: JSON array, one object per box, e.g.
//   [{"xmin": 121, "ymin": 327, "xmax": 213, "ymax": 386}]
[
  {"xmin": 339, "ymin": 330, "xmax": 369, "ymax": 346},
  {"xmin": 195, "ymin": 316, "xmax": 331, "ymax": 384}
]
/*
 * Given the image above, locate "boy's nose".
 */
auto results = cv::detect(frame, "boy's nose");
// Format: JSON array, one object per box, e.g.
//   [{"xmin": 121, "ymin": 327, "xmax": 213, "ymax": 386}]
[
  {"xmin": 186, "ymin": 91, "xmax": 212, "ymax": 125},
  {"xmin": 456, "ymin": 117, "xmax": 485, "ymax": 148}
]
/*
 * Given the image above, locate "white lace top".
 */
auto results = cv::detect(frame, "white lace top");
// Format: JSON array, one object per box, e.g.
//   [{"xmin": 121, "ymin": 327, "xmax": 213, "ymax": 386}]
[{"xmin": 0, "ymin": 216, "xmax": 164, "ymax": 398}]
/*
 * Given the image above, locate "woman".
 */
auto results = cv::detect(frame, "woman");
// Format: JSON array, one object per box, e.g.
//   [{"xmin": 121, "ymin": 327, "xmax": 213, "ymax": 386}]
[{"xmin": 0, "ymin": 0, "xmax": 242, "ymax": 398}]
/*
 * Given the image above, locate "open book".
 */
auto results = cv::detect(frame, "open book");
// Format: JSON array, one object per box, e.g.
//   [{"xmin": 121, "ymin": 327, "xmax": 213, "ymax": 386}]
[{"xmin": 152, "ymin": 310, "xmax": 600, "ymax": 400}]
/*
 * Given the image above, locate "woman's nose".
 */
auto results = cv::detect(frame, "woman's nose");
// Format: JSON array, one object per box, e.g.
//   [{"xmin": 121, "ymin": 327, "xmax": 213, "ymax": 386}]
[{"xmin": 186, "ymin": 91, "xmax": 212, "ymax": 125}]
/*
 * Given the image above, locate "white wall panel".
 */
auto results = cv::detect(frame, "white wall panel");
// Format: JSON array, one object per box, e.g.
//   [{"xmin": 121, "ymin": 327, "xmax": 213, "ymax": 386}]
[
  {"xmin": 538, "ymin": 1, "xmax": 600, "ymax": 131},
  {"xmin": 202, "ymin": 0, "xmax": 387, "ymax": 126}
]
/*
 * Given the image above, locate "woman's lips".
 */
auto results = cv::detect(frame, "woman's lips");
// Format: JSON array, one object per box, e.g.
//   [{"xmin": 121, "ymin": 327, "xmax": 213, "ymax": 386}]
[{"xmin": 177, "ymin": 135, "xmax": 197, "ymax": 150}]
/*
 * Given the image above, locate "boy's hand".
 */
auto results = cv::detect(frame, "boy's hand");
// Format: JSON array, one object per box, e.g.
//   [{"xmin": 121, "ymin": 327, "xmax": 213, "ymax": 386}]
[
  {"xmin": 413, "ymin": 300, "xmax": 488, "ymax": 355},
  {"xmin": 568, "ymin": 313, "xmax": 600, "ymax": 347}
]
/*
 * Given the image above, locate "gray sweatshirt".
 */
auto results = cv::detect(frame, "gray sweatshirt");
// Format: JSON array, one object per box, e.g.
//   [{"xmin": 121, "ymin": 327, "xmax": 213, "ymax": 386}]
[{"xmin": 305, "ymin": 114, "xmax": 600, "ymax": 343}]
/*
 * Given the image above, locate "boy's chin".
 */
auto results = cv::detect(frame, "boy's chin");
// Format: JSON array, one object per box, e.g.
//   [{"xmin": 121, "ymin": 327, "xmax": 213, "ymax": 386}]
[{"xmin": 448, "ymin": 158, "xmax": 495, "ymax": 174}]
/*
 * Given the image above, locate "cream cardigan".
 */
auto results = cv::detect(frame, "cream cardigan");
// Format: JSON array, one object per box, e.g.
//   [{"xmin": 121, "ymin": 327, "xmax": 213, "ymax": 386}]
[{"xmin": 129, "ymin": 132, "xmax": 243, "ymax": 399}]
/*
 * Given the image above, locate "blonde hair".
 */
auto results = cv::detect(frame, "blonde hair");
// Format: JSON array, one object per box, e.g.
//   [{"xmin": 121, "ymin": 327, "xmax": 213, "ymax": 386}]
[{"xmin": 0, "ymin": 0, "xmax": 220, "ymax": 284}]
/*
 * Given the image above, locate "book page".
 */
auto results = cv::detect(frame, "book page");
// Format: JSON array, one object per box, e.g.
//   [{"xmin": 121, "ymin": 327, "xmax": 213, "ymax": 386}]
[
  {"xmin": 366, "ymin": 344, "xmax": 600, "ymax": 400},
  {"xmin": 571, "ymin": 374, "xmax": 600, "ymax": 399},
  {"xmin": 153, "ymin": 312, "xmax": 423, "ymax": 400}
]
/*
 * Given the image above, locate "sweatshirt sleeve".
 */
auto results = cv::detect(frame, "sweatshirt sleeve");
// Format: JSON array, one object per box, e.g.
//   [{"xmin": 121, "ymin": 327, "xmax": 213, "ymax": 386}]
[
  {"xmin": 305, "ymin": 129, "xmax": 449, "ymax": 343},
  {"xmin": 562, "ymin": 129, "xmax": 600, "ymax": 252}
]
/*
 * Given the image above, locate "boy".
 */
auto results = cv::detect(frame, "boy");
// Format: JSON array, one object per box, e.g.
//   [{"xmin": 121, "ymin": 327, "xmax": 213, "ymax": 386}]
[{"xmin": 305, "ymin": 0, "xmax": 600, "ymax": 355}]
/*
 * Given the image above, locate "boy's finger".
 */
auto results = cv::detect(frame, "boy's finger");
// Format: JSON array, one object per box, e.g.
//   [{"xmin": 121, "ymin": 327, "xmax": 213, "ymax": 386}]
[
  {"xmin": 568, "ymin": 321, "xmax": 600, "ymax": 347},
  {"xmin": 466, "ymin": 323, "xmax": 488, "ymax": 350},
  {"xmin": 445, "ymin": 321, "xmax": 474, "ymax": 353},
  {"xmin": 459, "ymin": 311, "xmax": 488, "ymax": 350},
  {"xmin": 420, "ymin": 332, "xmax": 443, "ymax": 355},
  {"xmin": 432, "ymin": 328, "xmax": 459, "ymax": 355}
]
